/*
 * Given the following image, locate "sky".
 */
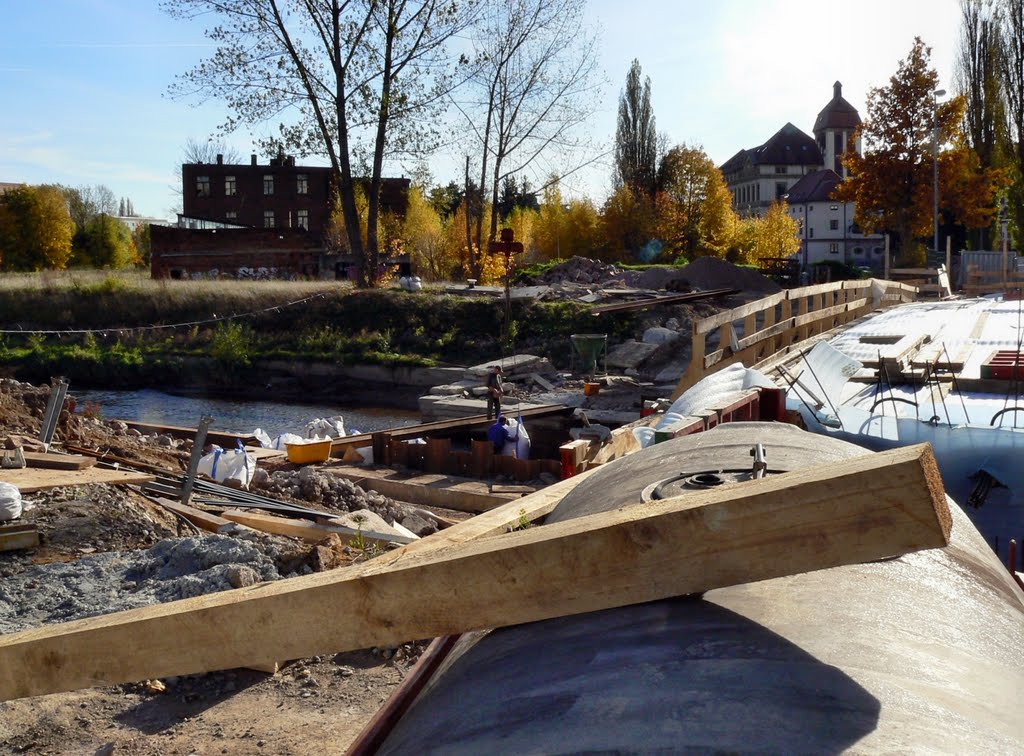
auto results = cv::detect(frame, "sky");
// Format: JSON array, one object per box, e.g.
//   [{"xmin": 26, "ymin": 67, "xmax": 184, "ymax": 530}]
[{"xmin": 0, "ymin": 0, "xmax": 960, "ymax": 222}]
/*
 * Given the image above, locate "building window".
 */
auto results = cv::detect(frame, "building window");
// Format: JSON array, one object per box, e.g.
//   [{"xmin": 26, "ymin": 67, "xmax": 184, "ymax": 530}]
[
  {"xmin": 775, "ymin": 182, "xmax": 786, "ymax": 200},
  {"xmin": 853, "ymin": 246, "xmax": 863, "ymax": 256},
  {"xmin": 829, "ymin": 219, "xmax": 839, "ymax": 230},
  {"xmin": 263, "ymin": 174, "xmax": 274, "ymax": 195},
  {"xmin": 296, "ymin": 174, "xmax": 308, "ymax": 195},
  {"xmin": 829, "ymin": 243, "xmax": 840, "ymax": 254},
  {"xmin": 873, "ymin": 246, "xmax": 884, "ymax": 256},
  {"xmin": 263, "ymin": 210, "xmax": 275, "ymax": 228},
  {"xmin": 225, "ymin": 176, "xmax": 236, "ymax": 196},
  {"xmin": 829, "ymin": 204, "xmax": 839, "ymax": 211},
  {"xmin": 809, "ymin": 228, "xmax": 814, "ymax": 238},
  {"xmin": 195, "ymin": 176, "xmax": 210, "ymax": 198},
  {"xmin": 775, "ymin": 165, "xmax": 786, "ymax": 174},
  {"xmin": 297, "ymin": 209, "xmax": 309, "ymax": 230},
  {"xmin": 225, "ymin": 211, "xmax": 237, "ymax": 220}
]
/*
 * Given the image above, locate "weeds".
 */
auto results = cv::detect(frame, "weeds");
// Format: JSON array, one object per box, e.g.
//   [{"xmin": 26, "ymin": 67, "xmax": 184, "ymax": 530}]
[{"xmin": 508, "ymin": 508, "xmax": 532, "ymax": 532}]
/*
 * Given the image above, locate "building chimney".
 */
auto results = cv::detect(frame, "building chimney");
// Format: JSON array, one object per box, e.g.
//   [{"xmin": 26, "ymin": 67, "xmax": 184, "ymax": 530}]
[
  {"xmin": 834, "ymin": 81, "xmax": 842, "ymax": 99},
  {"xmin": 216, "ymin": 154, "xmax": 223, "ymax": 165},
  {"xmin": 251, "ymin": 154, "xmax": 258, "ymax": 166}
]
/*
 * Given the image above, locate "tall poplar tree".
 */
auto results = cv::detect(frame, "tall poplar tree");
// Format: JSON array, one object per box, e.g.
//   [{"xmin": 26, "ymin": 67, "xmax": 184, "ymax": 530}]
[
  {"xmin": 956, "ymin": 0, "xmax": 1005, "ymax": 248},
  {"xmin": 614, "ymin": 59, "xmax": 657, "ymax": 196}
]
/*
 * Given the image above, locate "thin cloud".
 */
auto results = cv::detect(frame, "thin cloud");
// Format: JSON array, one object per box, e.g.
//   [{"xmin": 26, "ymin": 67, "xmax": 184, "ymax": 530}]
[{"xmin": 39, "ymin": 42, "xmax": 214, "ymax": 49}]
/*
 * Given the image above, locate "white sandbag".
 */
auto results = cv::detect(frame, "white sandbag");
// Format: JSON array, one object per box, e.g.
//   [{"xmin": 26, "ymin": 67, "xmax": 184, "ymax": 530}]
[
  {"xmin": 502, "ymin": 419, "xmax": 532, "ymax": 459},
  {"xmin": 197, "ymin": 446, "xmax": 257, "ymax": 488},
  {"xmin": 0, "ymin": 482, "xmax": 22, "ymax": 521},
  {"xmin": 305, "ymin": 416, "xmax": 346, "ymax": 439},
  {"xmin": 516, "ymin": 420, "xmax": 531, "ymax": 460},
  {"xmin": 272, "ymin": 432, "xmax": 305, "ymax": 450},
  {"xmin": 632, "ymin": 427, "xmax": 656, "ymax": 449},
  {"xmin": 252, "ymin": 428, "xmax": 273, "ymax": 448}
]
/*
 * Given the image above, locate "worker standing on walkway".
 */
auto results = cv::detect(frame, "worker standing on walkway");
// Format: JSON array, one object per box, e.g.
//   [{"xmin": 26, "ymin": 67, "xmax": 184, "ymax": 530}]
[{"xmin": 485, "ymin": 365, "xmax": 503, "ymax": 419}]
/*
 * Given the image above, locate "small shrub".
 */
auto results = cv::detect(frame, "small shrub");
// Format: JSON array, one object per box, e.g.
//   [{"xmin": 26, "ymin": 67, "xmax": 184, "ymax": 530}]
[{"xmin": 209, "ymin": 321, "xmax": 254, "ymax": 368}]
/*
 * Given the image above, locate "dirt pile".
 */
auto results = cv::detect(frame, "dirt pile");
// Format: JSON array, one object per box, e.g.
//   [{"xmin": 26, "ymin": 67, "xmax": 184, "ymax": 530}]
[{"xmin": 671, "ymin": 256, "xmax": 782, "ymax": 295}]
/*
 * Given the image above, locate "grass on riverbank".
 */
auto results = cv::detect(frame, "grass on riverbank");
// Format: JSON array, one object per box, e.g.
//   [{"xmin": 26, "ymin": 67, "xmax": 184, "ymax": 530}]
[{"xmin": 0, "ymin": 274, "xmax": 640, "ymax": 388}]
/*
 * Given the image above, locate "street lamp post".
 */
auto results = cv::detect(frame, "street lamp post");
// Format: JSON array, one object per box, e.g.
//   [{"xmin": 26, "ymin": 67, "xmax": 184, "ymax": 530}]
[{"xmin": 933, "ymin": 88, "xmax": 946, "ymax": 256}]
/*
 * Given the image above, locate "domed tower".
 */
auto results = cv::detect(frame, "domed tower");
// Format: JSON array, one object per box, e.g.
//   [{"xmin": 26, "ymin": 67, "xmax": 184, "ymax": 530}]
[{"xmin": 813, "ymin": 81, "xmax": 861, "ymax": 178}]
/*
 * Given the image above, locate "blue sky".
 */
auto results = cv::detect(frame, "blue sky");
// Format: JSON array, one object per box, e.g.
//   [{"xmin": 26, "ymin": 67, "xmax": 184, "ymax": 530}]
[{"xmin": 0, "ymin": 0, "xmax": 959, "ymax": 221}]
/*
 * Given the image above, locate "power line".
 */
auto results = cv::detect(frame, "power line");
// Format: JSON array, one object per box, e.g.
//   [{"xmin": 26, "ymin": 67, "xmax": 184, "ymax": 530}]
[{"xmin": 0, "ymin": 292, "xmax": 330, "ymax": 336}]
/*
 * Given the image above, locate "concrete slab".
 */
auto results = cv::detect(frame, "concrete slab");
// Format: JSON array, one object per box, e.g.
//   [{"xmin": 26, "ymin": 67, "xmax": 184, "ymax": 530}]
[
  {"xmin": 606, "ymin": 341, "xmax": 661, "ymax": 369},
  {"xmin": 419, "ymin": 395, "xmax": 550, "ymax": 422},
  {"xmin": 466, "ymin": 355, "xmax": 544, "ymax": 378}
]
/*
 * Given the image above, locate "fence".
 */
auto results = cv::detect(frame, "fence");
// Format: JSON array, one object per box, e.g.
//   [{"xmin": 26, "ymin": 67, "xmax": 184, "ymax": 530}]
[{"xmin": 672, "ymin": 279, "xmax": 918, "ymax": 398}]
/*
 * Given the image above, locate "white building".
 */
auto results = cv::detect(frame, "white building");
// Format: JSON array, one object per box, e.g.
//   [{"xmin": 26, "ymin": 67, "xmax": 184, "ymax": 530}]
[
  {"xmin": 720, "ymin": 123, "xmax": 822, "ymax": 217},
  {"xmin": 784, "ymin": 169, "xmax": 884, "ymax": 267},
  {"xmin": 722, "ymin": 82, "xmax": 883, "ymax": 268}
]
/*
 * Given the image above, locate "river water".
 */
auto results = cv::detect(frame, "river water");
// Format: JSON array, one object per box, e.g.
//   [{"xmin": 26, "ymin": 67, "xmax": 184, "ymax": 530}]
[{"xmin": 73, "ymin": 388, "xmax": 420, "ymax": 438}]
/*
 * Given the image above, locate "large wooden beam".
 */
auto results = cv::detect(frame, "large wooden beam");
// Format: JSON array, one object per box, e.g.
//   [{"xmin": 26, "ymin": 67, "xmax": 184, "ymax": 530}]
[{"xmin": 0, "ymin": 444, "xmax": 950, "ymax": 701}]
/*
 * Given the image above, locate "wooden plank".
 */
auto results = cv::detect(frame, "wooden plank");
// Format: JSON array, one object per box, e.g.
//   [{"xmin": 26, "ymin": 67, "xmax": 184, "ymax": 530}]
[
  {"xmin": 21, "ymin": 452, "xmax": 96, "ymax": 471},
  {"xmin": 588, "ymin": 287, "xmax": 739, "ymax": 315},
  {"xmin": 219, "ymin": 509, "xmax": 415, "ymax": 546},
  {"xmin": 330, "ymin": 468, "xmax": 517, "ymax": 514},
  {"xmin": 695, "ymin": 292, "xmax": 786, "ymax": 334},
  {"xmin": 0, "ymin": 523, "xmax": 39, "ymax": 552},
  {"xmin": 114, "ymin": 420, "xmax": 255, "ymax": 449},
  {"xmin": 157, "ymin": 500, "xmax": 234, "ymax": 534},
  {"xmin": 1, "ymin": 467, "xmax": 155, "ymax": 494},
  {"xmin": 0, "ymin": 444, "xmax": 951, "ymax": 702}
]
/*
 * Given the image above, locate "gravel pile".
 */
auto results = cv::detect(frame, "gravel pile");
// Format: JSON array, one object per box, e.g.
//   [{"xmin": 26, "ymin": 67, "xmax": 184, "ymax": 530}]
[
  {"xmin": 0, "ymin": 532, "xmax": 286, "ymax": 634},
  {"xmin": 528, "ymin": 256, "xmax": 630, "ymax": 286},
  {"xmin": 252, "ymin": 466, "xmax": 405, "ymax": 525}
]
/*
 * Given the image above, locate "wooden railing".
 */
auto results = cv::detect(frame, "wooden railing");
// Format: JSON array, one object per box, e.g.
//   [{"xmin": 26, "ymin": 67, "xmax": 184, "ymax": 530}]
[{"xmin": 672, "ymin": 279, "xmax": 918, "ymax": 398}]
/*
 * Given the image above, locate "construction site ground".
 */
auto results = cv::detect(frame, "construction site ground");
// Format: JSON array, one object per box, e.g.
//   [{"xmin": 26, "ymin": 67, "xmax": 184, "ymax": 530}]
[
  {"xmin": 0, "ymin": 257, "xmax": 786, "ymax": 753},
  {"xmin": 0, "ymin": 382, "xmax": 445, "ymax": 755}
]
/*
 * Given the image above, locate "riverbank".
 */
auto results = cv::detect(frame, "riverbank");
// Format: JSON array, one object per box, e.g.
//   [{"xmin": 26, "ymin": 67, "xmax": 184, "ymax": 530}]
[{"xmin": 0, "ymin": 278, "xmax": 642, "ymax": 395}]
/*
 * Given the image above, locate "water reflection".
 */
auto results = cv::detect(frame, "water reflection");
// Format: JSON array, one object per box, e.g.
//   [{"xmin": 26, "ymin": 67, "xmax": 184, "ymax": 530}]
[{"xmin": 73, "ymin": 388, "xmax": 420, "ymax": 437}]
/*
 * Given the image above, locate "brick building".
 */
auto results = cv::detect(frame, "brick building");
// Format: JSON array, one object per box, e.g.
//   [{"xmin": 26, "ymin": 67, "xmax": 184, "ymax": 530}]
[
  {"xmin": 179, "ymin": 154, "xmax": 410, "ymax": 234},
  {"xmin": 153, "ymin": 154, "xmax": 411, "ymax": 279}
]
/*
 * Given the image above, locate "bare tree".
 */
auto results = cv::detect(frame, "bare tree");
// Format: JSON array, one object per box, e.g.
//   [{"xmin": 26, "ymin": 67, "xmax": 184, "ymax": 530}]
[
  {"xmin": 182, "ymin": 137, "xmax": 244, "ymax": 165},
  {"xmin": 453, "ymin": 0, "xmax": 602, "ymax": 262},
  {"xmin": 164, "ymin": 0, "xmax": 474, "ymax": 286}
]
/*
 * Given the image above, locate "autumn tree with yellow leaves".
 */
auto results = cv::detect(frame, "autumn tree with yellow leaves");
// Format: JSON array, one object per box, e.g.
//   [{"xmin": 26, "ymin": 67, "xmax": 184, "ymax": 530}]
[
  {"xmin": 836, "ymin": 37, "xmax": 1008, "ymax": 263},
  {"xmin": 654, "ymin": 144, "xmax": 737, "ymax": 260},
  {"xmin": 0, "ymin": 185, "xmax": 75, "ymax": 271}
]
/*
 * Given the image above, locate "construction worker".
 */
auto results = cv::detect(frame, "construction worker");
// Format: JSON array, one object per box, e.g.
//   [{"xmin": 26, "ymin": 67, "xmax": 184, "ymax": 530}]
[{"xmin": 485, "ymin": 365, "xmax": 503, "ymax": 419}]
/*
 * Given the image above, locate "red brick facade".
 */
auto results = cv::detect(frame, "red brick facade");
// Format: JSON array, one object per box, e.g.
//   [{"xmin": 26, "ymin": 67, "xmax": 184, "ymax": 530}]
[
  {"xmin": 151, "ymin": 226, "xmax": 334, "ymax": 280},
  {"xmin": 180, "ymin": 155, "xmax": 409, "ymax": 236}
]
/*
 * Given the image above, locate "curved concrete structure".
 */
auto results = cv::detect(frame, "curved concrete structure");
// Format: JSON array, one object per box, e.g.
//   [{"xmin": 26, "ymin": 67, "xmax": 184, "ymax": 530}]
[{"xmin": 379, "ymin": 424, "xmax": 1024, "ymax": 754}]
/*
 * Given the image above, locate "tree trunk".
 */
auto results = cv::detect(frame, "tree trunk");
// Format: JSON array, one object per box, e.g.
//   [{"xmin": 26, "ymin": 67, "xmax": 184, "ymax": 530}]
[{"xmin": 367, "ymin": 4, "xmax": 398, "ymax": 288}]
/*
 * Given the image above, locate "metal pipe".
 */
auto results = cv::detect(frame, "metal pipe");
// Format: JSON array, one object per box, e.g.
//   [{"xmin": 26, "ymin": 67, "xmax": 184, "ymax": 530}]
[{"xmin": 933, "ymin": 88, "xmax": 946, "ymax": 257}]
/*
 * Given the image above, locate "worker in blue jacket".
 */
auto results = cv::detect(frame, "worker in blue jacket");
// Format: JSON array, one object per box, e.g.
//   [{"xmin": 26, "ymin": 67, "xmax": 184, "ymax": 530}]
[{"xmin": 487, "ymin": 416, "xmax": 510, "ymax": 454}]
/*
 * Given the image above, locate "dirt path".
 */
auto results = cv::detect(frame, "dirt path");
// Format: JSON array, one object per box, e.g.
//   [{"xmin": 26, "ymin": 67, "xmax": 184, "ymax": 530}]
[{"xmin": 0, "ymin": 649, "xmax": 417, "ymax": 754}]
